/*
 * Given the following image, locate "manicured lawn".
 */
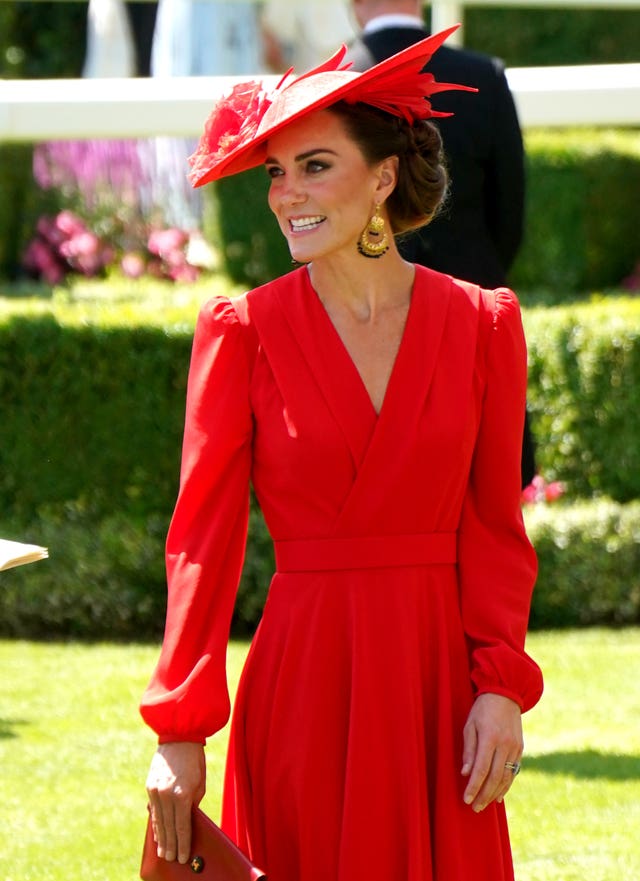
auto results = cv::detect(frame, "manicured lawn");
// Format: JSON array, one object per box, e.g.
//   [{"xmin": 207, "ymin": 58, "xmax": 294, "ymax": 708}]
[{"xmin": 1, "ymin": 630, "xmax": 639, "ymax": 880}]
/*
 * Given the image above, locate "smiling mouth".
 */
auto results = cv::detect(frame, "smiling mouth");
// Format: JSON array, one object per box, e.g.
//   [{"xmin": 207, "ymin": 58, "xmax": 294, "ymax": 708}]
[{"xmin": 289, "ymin": 216, "xmax": 326, "ymax": 233}]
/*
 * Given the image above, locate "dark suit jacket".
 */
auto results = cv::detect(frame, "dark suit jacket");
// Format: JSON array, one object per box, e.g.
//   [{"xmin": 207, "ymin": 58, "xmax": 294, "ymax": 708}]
[
  {"xmin": 347, "ymin": 29, "xmax": 535, "ymax": 487},
  {"xmin": 346, "ymin": 27, "xmax": 524, "ymax": 290}
]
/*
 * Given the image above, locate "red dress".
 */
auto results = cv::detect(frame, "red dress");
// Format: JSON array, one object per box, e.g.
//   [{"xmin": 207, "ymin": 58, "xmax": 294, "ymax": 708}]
[{"xmin": 141, "ymin": 264, "xmax": 543, "ymax": 881}]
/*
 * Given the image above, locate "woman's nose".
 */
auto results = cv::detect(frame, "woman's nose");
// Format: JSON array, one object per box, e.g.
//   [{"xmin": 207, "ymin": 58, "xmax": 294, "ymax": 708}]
[{"xmin": 278, "ymin": 175, "xmax": 307, "ymax": 207}]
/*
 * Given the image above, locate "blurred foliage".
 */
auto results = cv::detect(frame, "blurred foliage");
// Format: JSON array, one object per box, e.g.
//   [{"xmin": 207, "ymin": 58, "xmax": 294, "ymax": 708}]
[
  {"xmin": 524, "ymin": 297, "xmax": 640, "ymax": 503},
  {"xmin": 0, "ymin": 500, "xmax": 272, "ymax": 640},
  {"xmin": 207, "ymin": 167, "xmax": 291, "ymax": 288},
  {"xmin": 427, "ymin": 6, "xmax": 640, "ymax": 66},
  {"xmin": 2, "ymin": 3, "xmax": 639, "ymax": 81},
  {"xmin": 0, "ymin": 1, "xmax": 86, "ymax": 80},
  {"xmin": 0, "ymin": 144, "xmax": 61, "ymax": 280},
  {"xmin": 511, "ymin": 128, "xmax": 640, "ymax": 296},
  {"xmin": 0, "ymin": 315, "xmax": 190, "ymax": 522},
  {"xmin": 525, "ymin": 500, "xmax": 640, "ymax": 628}
]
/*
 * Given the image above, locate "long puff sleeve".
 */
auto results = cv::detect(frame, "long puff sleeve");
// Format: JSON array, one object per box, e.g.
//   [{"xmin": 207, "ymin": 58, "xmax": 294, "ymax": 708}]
[
  {"xmin": 140, "ymin": 297, "xmax": 254, "ymax": 743},
  {"xmin": 458, "ymin": 289, "xmax": 543, "ymax": 713}
]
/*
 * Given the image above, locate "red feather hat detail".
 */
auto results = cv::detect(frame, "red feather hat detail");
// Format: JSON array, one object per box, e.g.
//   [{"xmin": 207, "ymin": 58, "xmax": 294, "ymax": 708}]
[{"xmin": 188, "ymin": 24, "xmax": 476, "ymax": 187}]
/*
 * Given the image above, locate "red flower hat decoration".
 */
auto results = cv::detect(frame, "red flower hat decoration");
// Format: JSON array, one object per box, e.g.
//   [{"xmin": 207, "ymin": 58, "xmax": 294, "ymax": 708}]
[{"xmin": 188, "ymin": 24, "xmax": 476, "ymax": 187}]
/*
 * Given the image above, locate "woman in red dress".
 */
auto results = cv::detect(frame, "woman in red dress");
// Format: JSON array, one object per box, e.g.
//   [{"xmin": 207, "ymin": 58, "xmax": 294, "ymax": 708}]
[{"xmin": 141, "ymin": 26, "xmax": 543, "ymax": 881}]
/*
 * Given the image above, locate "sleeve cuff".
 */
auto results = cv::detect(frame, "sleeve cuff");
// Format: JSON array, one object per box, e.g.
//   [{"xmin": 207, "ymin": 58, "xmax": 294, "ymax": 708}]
[{"xmin": 157, "ymin": 734, "xmax": 207, "ymax": 746}]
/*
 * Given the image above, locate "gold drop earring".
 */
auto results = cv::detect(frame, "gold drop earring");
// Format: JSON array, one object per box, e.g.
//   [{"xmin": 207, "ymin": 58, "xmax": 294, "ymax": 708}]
[{"xmin": 357, "ymin": 204, "xmax": 389, "ymax": 259}]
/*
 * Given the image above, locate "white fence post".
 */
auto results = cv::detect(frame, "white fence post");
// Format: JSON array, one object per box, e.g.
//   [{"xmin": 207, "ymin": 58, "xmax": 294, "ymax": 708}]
[{"xmin": 430, "ymin": 2, "xmax": 464, "ymax": 44}]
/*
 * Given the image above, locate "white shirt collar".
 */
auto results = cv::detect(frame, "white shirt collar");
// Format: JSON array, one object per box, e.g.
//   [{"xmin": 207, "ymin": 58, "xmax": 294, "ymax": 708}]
[{"xmin": 362, "ymin": 14, "xmax": 425, "ymax": 35}]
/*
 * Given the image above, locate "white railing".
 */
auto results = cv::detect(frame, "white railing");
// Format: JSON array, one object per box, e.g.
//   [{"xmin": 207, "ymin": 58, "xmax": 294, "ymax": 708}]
[
  {"xmin": 1, "ymin": 62, "xmax": 640, "ymax": 142},
  {"xmin": 1, "ymin": 0, "xmax": 639, "ymax": 141}
]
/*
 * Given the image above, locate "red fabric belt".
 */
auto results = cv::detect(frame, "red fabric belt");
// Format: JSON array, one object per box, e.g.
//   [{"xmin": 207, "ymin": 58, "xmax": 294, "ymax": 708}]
[{"xmin": 274, "ymin": 533, "xmax": 458, "ymax": 572}]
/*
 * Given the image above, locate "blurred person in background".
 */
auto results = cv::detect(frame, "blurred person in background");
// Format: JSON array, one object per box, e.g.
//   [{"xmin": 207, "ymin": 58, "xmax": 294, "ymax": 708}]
[
  {"xmin": 150, "ymin": 0, "xmax": 266, "ymax": 229},
  {"xmin": 261, "ymin": 0, "xmax": 356, "ymax": 72}
]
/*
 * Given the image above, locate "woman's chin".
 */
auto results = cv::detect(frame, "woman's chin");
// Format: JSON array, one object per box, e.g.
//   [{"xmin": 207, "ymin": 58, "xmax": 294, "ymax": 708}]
[{"xmin": 288, "ymin": 243, "xmax": 316, "ymax": 265}]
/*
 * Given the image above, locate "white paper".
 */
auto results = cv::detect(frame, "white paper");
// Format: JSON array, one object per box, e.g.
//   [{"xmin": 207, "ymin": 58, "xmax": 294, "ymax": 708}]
[{"xmin": 0, "ymin": 539, "xmax": 49, "ymax": 572}]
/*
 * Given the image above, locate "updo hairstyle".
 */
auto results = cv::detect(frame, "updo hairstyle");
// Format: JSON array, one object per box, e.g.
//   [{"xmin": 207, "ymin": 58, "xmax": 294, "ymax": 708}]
[{"xmin": 329, "ymin": 100, "xmax": 448, "ymax": 235}]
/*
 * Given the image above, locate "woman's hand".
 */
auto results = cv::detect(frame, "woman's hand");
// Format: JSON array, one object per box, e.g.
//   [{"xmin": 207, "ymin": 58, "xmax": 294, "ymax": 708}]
[
  {"xmin": 146, "ymin": 741, "xmax": 206, "ymax": 864},
  {"xmin": 461, "ymin": 693, "xmax": 523, "ymax": 812}
]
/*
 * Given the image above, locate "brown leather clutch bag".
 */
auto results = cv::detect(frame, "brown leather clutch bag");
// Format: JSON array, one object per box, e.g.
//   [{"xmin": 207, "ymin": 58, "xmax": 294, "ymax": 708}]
[{"xmin": 140, "ymin": 806, "xmax": 266, "ymax": 881}]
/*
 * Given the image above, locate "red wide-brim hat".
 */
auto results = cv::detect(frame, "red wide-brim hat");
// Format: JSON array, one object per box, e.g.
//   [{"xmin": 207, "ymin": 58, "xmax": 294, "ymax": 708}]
[{"xmin": 188, "ymin": 24, "xmax": 476, "ymax": 188}]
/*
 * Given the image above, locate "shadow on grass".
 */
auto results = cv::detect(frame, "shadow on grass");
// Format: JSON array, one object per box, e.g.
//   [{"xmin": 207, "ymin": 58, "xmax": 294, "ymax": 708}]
[
  {"xmin": 525, "ymin": 749, "xmax": 640, "ymax": 780},
  {"xmin": 0, "ymin": 717, "xmax": 30, "ymax": 739}
]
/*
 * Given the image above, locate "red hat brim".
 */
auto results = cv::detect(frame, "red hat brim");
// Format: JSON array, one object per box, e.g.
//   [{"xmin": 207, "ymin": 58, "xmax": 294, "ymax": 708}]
[{"xmin": 189, "ymin": 24, "xmax": 475, "ymax": 187}]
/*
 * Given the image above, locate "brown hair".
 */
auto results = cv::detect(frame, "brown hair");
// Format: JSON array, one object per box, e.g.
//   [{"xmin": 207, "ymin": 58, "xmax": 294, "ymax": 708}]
[{"xmin": 329, "ymin": 101, "xmax": 448, "ymax": 234}]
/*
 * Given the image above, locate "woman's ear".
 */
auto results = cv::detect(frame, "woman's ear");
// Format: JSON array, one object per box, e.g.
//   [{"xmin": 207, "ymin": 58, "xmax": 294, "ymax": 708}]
[{"xmin": 375, "ymin": 155, "xmax": 399, "ymax": 199}]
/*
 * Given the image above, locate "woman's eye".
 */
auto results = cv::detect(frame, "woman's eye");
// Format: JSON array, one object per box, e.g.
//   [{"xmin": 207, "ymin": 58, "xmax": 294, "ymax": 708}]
[
  {"xmin": 306, "ymin": 160, "xmax": 328, "ymax": 174},
  {"xmin": 266, "ymin": 166, "xmax": 283, "ymax": 179}
]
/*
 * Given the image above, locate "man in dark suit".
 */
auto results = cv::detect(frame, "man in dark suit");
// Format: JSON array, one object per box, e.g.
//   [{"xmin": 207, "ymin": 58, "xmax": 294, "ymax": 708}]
[{"xmin": 346, "ymin": 0, "xmax": 536, "ymax": 486}]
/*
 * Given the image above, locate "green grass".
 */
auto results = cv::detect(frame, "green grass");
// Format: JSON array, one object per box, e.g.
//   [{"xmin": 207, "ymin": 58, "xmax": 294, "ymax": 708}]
[{"xmin": 1, "ymin": 630, "xmax": 639, "ymax": 880}]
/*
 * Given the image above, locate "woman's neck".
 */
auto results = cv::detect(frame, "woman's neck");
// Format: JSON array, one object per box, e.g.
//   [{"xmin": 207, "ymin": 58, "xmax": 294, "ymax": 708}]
[{"xmin": 307, "ymin": 250, "xmax": 415, "ymax": 323}]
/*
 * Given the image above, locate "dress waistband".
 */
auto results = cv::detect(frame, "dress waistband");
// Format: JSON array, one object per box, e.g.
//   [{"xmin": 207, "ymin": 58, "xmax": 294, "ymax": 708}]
[{"xmin": 274, "ymin": 533, "xmax": 457, "ymax": 573}]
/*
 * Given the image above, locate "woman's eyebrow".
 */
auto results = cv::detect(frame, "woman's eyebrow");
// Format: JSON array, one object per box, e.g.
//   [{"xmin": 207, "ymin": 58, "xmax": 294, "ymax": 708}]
[{"xmin": 265, "ymin": 148, "xmax": 339, "ymax": 164}]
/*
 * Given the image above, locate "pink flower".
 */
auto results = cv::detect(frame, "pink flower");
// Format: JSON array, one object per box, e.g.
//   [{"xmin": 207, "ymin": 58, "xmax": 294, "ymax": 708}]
[
  {"xmin": 74, "ymin": 252, "xmax": 104, "ymax": 276},
  {"xmin": 147, "ymin": 228, "xmax": 188, "ymax": 257},
  {"xmin": 36, "ymin": 215, "xmax": 66, "ymax": 247},
  {"xmin": 22, "ymin": 239, "xmax": 66, "ymax": 284},
  {"xmin": 621, "ymin": 261, "xmax": 640, "ymax": 292},
  {"xmin": 25, "ymin": 210, "xmax": 200, "ymax": 285},
  {"xmin": 59, "ymin": 231, "xmax": 100, "ymax": 259},
  {"xmin": 41, "ymin": 260, "xmax": 67, "ymax": 286},
  {"xmin": 58, "ymin": 229, "xmax": 107, "ymax": 276},
  {"xmin": 121, "ymin": 251, "xmax": 147, "ymax": 279},
  {"xmin": 168, "ymin": 262, "xmax": 200, "ymax": 283},
  {"xmin": 22, "ymin": 238, "xmax": 48, "ymax": 272},
  {"xmin": 544, "ymin": 481, "xmax": 565, "ymax": 502},
  {"xmin": 521, "ymin": 475, "xmax": 565, "ymax": 505},
  {"xmin": 163, "ymin": 248, "xmax": 188, "ymax": 268},
  {"xmin": 55, "ymin": 210, "xmax": 87, "ymax": 238},
  {"xmin": 101, "ymin": 244, "xmax": 115, "ymax": 266}
]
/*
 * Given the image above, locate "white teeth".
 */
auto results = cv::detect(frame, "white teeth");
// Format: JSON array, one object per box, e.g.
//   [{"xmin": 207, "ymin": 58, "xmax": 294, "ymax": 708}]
[{"xmin": 290, "ymin": 216, "xmax": 324, "ymax": 231}]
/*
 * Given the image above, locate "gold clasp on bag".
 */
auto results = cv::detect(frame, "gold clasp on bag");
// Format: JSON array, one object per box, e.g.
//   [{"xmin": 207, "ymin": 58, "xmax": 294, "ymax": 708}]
[{"xmin": 190, "ymin": 855, "xmax": 205, "ymax": 873}]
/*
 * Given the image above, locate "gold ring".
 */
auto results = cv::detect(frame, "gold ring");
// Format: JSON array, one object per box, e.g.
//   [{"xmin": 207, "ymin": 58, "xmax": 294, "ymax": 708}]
[{"xmin": 505, "ymin": 761, "xmax": 521, "ymax": 776}]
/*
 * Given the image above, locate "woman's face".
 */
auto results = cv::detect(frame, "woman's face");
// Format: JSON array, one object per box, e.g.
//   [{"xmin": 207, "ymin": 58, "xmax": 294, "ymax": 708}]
[{"xmin": 265, "ymin": 109, "xmax": 387, "ymax": 264}]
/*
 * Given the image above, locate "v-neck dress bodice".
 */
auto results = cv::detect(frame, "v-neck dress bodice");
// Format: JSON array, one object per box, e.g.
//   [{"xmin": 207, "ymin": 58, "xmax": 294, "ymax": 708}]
[
  {"xmin": 141, "ymin": 264, "xmax": 542, "ymax": 881},
  {"xmin": 301, "ymin": 268, "xmax": 416, "ymax": 420}
]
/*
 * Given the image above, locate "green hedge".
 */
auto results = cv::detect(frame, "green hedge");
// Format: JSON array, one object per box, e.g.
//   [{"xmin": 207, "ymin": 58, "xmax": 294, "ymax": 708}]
[
  {"xmin": 0, "ymin": 315, "xmax": 190, "ymax": 522},
  {"xmin": 511, "ymin": 130, "xmax": 640, "ymax": 295},
  {"xmin": 0, "ymin": 2, "xmax": 86, "ymax": 80},
  {"xmin": 525, "ymin": 500, "xmax": 640, "ymax": 628},
  {"xmin": 1, "ymin": 496, "xmax": 638, "ymax": 638},
  {"xmin": 0, "ymin": 497, "xmax": 273, "ymax": 640},
  {"xmin": 455, "ymin": 7, "xmax": 640, "ymax": 67},
  {"xmin": 0, "ymin": 145, "xmax": 61, "ymax": 280},
  {"xmin": 524, "ymin": 298, "xmax": 640, "ymax": 503},
  {"xmin": 210, "ymin": 168, "xmax": 291, "ymax": 288}
]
